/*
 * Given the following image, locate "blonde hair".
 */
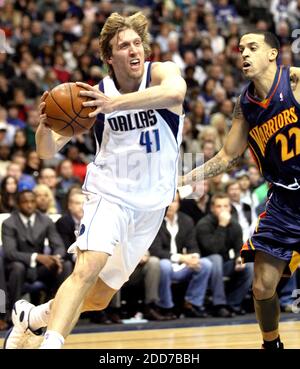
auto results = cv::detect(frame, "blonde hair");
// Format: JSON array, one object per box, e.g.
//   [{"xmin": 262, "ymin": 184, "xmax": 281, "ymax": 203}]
[
  {"xmin": 99, "ymin": 12, "xmax": 151, "ymax": 76},
  {"xmin": 33, "ymin": 184, "xmax": 58, "ymax": 215}
]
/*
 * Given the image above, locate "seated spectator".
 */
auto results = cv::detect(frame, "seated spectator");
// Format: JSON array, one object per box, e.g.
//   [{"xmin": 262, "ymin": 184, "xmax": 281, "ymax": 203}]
[
  {"xmin": 64, "ymin": 145, "xmax": 87, "ymax": 183},
  {"xmin": 150, "ymin": 192, "xmax": 212, "ymax": 318},
  {"xmin": 201, "ymin": 140, "xmax": 217, "ymax": 164},
  {"xmin": 25, "ymin": 108, "xmax": 40, "ymax": 150},
  {"xmin": 235, "ymin": 169, "xmax": 259, "ymax": 215},
  {"xmin": 277, "ymin": 273, "xmax": 298, "ymax": 313},
  {"xmin": 196, "ymin": 193, "xmax": 253, "ymax": 317},
  {"xmin": 180, "ymin": 180, "xmax": 211, "ymax": 225},
  {"xmin": 56, "ymin": 189, "xmax": 84, "ymax": 260},
  {"xmin": 214, "ymin": 0, "xmax": 238, "ymax": 27},
  {"xmin": 11, "ymin": 129, "xmax": 29, "ymax": 156},
  {"xmin": 38, "ymin": 167, "xmax": 61, "ymax": 212},
  {"xmin": 226, "ymin": 179, "xmax": 257, "ymax": 243},
  {"xmin": 0, "ymin": 175, "xmax": 18, "ymax": 213},
  {"xmin": 121, "ymin": 253, "xmax": 167, "ymax": 321},
  {"xmin": 56, "ymin": 159, "xmax": 81, "ymax": 211},
  {"xmin": 0, "ymin": 107, "xmax": 16, "ymax": 146},
  {"xmin": 0, "ymin": 144, "xmax": 11, "ymax": 179},
  {"xmin": 33, "ymin": 184, "xmax": 58, "ymax": 215},
  {"xmin": 2, "ymin": 190, "xmax": 72, "ymax": 312},
  {"xmin": 6, "ymin": 103, "xmax": 26, "ymax": 129},
  {"xmin": 6, "ymin": 162, "xmax": 36, "ymax": 191},
  {"xmin": 209, "ymin": 113, "xmax": 228, "ymax": 148},
  {"xmin": 23, "ymin": 149, "xmax": 42, "ymax": 183},
  {"xmin": 11, "ymin": 151, "xmax": 26, "ymax": 173}
]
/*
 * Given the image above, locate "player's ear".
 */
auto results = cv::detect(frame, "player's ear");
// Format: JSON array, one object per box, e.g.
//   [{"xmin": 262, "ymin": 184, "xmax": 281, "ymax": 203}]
[{"xmin": 269, "ymin": 48, "xmax": 278, "ymax": 62}]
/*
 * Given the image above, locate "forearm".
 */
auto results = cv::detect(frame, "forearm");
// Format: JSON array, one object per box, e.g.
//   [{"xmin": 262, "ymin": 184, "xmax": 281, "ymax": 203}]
[
  {"xmin": 183, "ymin": 149, "xmax": 242, "ymax": 185},
  {"xmin": 112, "ymin": 85, "xmax": 184, "ymax": 111},
  {"xmin": 35, "ymin": 124, "xmax": 58, "ymax": 159},
  {"xmin": 36, "ymin": 125, "xmax": 70, "ymax": 159}
]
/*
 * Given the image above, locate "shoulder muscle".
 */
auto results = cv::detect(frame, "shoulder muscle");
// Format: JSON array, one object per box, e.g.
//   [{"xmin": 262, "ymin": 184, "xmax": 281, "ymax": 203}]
[{"xmin": 151, "ymin": 61, "xmax": 182, "ymax": 85}]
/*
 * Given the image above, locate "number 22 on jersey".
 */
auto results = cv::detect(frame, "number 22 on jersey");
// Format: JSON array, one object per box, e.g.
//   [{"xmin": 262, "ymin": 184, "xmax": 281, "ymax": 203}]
[{"xmin": 276, "ymin": 127, "xmax": 300, "ymax": 161}]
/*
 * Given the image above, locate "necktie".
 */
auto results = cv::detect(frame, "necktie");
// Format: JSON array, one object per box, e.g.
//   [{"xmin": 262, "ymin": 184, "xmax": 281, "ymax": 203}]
[{"xmin": 26, "ymin": 219, "xmax": 34, "ymax": 243}]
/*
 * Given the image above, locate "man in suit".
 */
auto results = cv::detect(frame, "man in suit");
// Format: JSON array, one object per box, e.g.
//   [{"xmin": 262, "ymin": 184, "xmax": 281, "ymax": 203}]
[
  {"xmin": 226, "ymin": 179, "xmax": 257, "ymax": 243},
  {"xmin": 2, "ymin": 190, "xmax": 72, "ymax": 312},
  {"xmin": 55, "ymin": 189, "xmax": 84, "ymax": 262},
  {"xmin": 150, "ymin": 192, "xmax": 212, "ymax": 318}
]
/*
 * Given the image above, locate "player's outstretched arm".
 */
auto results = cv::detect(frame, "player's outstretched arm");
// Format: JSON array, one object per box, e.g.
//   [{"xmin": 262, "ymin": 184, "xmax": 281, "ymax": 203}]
[
  {"xmin": 77, "ymin": 61, "xmax": 186, "ymax": 117},
  {"xmin": 182, "ymin": 97, "xmax": 249, "ymax": 186},
  {"xmin": 36, "ymin": 92, "xmax": 72, "ymax": 159}
]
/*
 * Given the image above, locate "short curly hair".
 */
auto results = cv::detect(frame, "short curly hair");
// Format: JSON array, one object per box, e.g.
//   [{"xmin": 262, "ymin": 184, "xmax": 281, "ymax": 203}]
[{"xmin": 99, "ymin": 12, "xmax": 151, "ymax": 77}]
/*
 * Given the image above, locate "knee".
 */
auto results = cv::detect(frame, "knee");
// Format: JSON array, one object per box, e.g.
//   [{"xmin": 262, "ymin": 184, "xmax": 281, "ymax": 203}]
[
  {"xmin": 200, "ymin": 258, "xmax": 212, "ymax": 273},
  {"xmin": 72, "ymin": 263, "xmax": 100, "ymax": 287},
  {"xmin": 9, "ymin": 262, "xmax": 26, "ymax": 276},
  {"xmin": 208, "ymin": 254, "xmax": 223, "ymax": 271},
  {"xmin": 209, "ymin": 254, "xmax": 223, "ymax": 265},
  {"xmin": 252, "ymin": 276, "xmax": 276, "ymax": 300},
  {"xmin": 160, "ymin": 259, "xmax": 172, "ymax": 274},
  {"xmin": 146, "ymin": 256, "xmax": 160, "ymax": 272}
]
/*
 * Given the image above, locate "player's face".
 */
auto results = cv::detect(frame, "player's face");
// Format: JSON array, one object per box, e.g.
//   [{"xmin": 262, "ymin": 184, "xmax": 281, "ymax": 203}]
[
  {"xmin": 239, "ymin": 34, "xmax": 277, "ymax": 79},
  {"xmin": 108, "ymin": 28, "xmax": 145, "ymax": 83}
]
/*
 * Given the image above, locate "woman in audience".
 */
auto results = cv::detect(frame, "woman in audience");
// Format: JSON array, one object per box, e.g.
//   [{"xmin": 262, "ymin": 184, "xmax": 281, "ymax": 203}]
[{"xmin": 0, "ymin": 175, "xmax": 18, "ymax": 213}]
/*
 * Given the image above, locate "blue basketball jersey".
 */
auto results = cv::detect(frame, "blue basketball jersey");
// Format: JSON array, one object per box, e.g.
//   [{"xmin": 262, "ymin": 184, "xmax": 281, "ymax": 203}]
[{"xmin": 240, "ymin": 65, "xmax": 300, "ymax": 190}]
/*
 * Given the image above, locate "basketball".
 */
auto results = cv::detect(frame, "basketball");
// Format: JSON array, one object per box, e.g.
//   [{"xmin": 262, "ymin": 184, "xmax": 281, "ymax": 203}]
[{"xmin": 44, "ymin": 82, "xmax": 97, "ymax": 137}]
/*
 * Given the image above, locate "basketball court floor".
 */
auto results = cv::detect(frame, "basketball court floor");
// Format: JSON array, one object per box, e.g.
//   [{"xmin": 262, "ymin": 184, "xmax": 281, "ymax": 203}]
[{"xmin": 1, "ymin": 313, "xmax": 299, "ymax": 349}]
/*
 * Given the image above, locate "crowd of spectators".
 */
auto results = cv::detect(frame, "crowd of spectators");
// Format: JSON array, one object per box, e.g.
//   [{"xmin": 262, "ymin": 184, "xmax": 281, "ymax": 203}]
[{"xmin": 1, "ymin": 0, "xmax": 300, "ymax": 329}]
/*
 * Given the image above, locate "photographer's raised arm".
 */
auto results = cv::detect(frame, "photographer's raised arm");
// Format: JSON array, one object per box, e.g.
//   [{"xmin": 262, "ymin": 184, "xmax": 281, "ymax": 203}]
[
  {"xmin": 35, "ymin": 92, "xmax": 71, "ymax": 160},
  {"xmin": 182, "ymin": 97, "xmax": 249, "ymax": 185}
]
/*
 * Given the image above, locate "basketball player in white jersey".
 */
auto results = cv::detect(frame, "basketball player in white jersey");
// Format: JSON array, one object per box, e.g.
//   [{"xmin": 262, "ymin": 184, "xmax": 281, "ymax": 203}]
[{"xmin": 4, "ymin": 12, "xmax": 186, "ymax": 349}]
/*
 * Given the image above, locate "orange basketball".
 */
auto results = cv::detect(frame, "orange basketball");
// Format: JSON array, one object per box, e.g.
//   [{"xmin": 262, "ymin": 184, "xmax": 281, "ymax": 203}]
[{"xmin": 44, "ymin": 82, "xmax": 97, "ymax": 137}]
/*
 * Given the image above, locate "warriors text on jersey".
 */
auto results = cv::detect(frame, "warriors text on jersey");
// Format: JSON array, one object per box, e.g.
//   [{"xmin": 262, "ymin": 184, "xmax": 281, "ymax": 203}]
[
  {"xmin": 82, "ymin": 62, "xmax": 184, "ymax": 210},
  {"xmin": 240, "ymin": 65, "xmax": 300, "ymax": 190}
]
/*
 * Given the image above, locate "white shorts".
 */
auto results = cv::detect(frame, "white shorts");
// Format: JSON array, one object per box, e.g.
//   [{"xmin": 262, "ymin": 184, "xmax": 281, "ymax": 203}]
[{"xmin": 68, "ymin": 193, "xmax": 165, "ymax": 290}]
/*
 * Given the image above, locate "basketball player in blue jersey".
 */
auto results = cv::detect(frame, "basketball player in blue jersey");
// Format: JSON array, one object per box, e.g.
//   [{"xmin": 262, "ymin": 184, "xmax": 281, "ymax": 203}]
[
  {"xmin": 182, "ymin": 31, "xmax": 300, "ymax": 350},
  {"xmin": 4, "ymin": 12, "xmax": 186, "ymax": 349}
]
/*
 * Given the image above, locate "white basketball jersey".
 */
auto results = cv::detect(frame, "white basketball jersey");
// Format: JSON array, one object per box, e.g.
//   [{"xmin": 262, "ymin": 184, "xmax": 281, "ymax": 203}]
[{"xmin": 82, "ymin": 62, "xmax": 184, "ymax": 210}]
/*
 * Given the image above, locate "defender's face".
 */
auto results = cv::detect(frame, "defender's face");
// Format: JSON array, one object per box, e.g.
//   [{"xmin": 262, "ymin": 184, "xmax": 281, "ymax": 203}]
[
  {"xmin": 239, "ymin": 34, "xmax": 276, "ymax": 79},
  {"xmin": 108, "ymin": 28, "xmax": 145, "ymax": 82}
]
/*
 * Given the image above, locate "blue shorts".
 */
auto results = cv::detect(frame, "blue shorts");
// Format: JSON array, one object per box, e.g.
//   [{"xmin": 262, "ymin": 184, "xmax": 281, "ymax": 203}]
[{"xmin": 241, "ymin": 187, "xmax": 300, "ymax": 276}]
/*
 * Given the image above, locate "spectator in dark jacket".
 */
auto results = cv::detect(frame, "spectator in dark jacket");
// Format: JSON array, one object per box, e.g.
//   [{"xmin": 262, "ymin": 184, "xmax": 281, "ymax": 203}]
[
  {"xmin": 56, "ymin": 189, "xmax": 84, "ymax": 262},
  {"xmin": 150, "ymin": 192, "xmax": 212, "ymax": 318},
  {"xmin": 196, "ymin": 193, "xmax": 253, "ymax": 317},
  {"xmin": 2, "ymin": 190, "xmax": 72, "ymax": 311}
]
